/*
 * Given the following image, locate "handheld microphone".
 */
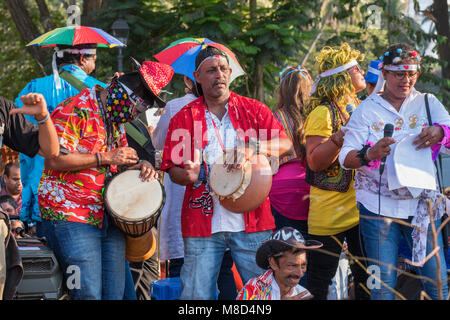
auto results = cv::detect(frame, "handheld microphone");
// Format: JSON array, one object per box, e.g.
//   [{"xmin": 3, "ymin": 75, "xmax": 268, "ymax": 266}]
[
  {"xmin": 346, "ymin": 104, "xmax": 355, "ymax": 117},
  {"xmin": 379, "ymin": 123, "xmax": 394, "ymax": 175}
]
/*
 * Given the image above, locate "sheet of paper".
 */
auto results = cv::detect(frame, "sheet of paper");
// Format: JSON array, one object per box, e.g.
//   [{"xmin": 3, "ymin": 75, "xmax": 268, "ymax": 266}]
[
  {"xmin": 392, "ymin": 134, "xmax": 436, "ymax": 191},
  {"xmin": 145, "ymin": 108, "xmax": 163, "ymax": 128},
  {"xmin": 387, "ymin": 142, "xmax": 423, "ymax": 197}
]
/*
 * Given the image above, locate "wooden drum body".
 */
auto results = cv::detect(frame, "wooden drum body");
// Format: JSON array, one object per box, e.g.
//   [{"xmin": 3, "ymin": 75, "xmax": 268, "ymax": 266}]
[
  {"xmin": 104, "ymin": 169, "xmax": 165, "ymax": 262},
  {"xmin": 209, "ymin": 153, "xmax": 272, "ymax": 213}
]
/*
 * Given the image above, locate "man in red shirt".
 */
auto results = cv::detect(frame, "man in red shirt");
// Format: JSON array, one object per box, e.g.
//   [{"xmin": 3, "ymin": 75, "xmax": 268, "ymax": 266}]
[{"xmin": 161, "ymin": 46, "xmax": 292, "ymax": 299}]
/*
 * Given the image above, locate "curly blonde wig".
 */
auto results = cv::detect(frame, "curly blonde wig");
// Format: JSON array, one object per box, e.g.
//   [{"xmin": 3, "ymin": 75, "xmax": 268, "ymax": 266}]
[{"xmin": 305, "ymin": 42, "xmax": 364, "ymax": 116}]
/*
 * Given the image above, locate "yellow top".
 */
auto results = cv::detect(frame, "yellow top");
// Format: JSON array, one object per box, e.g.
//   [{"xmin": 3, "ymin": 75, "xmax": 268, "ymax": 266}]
[{"xmin": 304, "ymin": 105, "xmax": 359, "ymax": 236}]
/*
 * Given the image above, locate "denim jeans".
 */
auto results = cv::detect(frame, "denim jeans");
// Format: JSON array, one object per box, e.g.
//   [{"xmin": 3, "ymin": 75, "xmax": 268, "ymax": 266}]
[
  {"xmin": 180, "ymin": 230, "xmax": 271, "ymax": 300},
  {"xmin": 359, "ymin": 203, "xmax": 449, "ymax": 300},
  {"xmin": 41, "ymin": 214, "xmax": 126, "ymax": 300}
]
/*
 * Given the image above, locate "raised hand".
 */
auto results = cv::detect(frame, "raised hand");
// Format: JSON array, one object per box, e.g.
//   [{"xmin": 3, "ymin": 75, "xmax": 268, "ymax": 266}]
[{"xmin": 11, "ymin": 93, "xmax": 49, "ymax": 120}]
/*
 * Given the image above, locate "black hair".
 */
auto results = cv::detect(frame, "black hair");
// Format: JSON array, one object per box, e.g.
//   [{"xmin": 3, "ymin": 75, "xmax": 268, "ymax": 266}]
[
  {"xmin": 117, "ymin": 72, "xmax": 156, "ymax": 106},
  {"xmin": 55, "ymin": 44, "xmax": 97, "ymax": 67},
  {"xmin": 4, "ymin": 161, "xmax": 19, "ymax": 177},
  {"xmin": 0, "ymin": 194, "xmax": 18, "ymax": 210},
  {"xmin": 193, "ymin": 46, "xmax": 229, "ymax": 97},
  {"xmin": 382, "ymin": 43, "xmax": 419, "ymax": 66}
]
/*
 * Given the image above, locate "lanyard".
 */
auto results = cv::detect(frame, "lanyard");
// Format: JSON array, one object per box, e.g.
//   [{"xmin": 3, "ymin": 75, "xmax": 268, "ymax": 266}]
[{"xmin": 206, "ymin": 107, "xmax": 226, "ymax": 153}]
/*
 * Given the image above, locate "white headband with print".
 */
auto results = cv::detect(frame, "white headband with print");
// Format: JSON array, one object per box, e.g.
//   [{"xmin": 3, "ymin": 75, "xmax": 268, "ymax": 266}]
[{"xmin": 310, "ymin": 59, "xmax": 359, "ymax": 95}]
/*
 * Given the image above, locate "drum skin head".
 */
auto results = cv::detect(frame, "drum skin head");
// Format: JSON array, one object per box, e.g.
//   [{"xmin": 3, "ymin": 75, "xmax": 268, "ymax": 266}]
[
  {"xmin": 214, "ymin": 154, "xmax": 273, "ymax": 213},
  {"xmin": 105, "ymin": 170, "xmax": 163, "ymax": 221},
  {"xmin": 209, "ymin": 162, "xmax": 244, "ymax": 197}
]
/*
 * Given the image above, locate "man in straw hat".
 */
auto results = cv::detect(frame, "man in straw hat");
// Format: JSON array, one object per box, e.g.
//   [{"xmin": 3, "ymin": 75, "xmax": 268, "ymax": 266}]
[
  {"xmin": 160, "ymin": 46, "xmax": 293, "ymax": 299},
  {"xmin": 237, "ymin": 227, "xmax": 322, "ymax": 300},
  {"xmin": 37, "ymin": 59, "xmax": 174, "ymax": 300}
]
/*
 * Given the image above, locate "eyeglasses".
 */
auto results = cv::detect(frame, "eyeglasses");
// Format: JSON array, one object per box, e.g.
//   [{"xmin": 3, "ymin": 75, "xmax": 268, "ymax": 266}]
[
  {"xmin": 386, "ymin": 70, "xmax": 418, "ymax": 80},
  {"xmin": 348, "ymin": 64, "xmax": 364, "ymax": 75}
]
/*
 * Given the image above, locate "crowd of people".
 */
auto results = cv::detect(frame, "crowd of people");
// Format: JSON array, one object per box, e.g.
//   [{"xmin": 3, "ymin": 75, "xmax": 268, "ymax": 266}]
[{"xmin": 0, "ymin": 32, "xmax": 449, "ymax": 301}]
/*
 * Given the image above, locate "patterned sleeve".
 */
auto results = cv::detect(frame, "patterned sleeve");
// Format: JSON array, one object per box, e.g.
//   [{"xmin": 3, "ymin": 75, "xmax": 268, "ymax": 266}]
[
  {"xmin": 236, "ymin": 283, "xmax": 255, "ymax": 300},
  {"xmin": 50, "ymin": 96, "xmax": 85, "ymax": 153}
]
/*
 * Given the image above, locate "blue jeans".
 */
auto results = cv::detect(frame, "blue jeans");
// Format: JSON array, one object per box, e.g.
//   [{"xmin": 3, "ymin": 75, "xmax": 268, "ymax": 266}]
[
  {"xmin": 180, "ymin": 230, "xmax": 271, "ymax": 300},
  {"xmin": 359, "ymin": 203, "xmax": 448, "ymax": 300},
  {"xmin": 41, "ymin": 214, "xmax": 126, "ymax": 300}
]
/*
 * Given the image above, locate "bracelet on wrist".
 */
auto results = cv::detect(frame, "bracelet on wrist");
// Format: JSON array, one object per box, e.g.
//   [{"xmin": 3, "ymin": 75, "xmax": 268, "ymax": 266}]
[
  {"xmin": 36, "ymin": 113, "xmax": 50, "ymax": 125},
  {"xmin": 356, "ymin": 145, "xmax": 371, "ymax": 166},
  {"xmin": 95, "ymin": 153, "xmax": 101, "ymax": 167}
]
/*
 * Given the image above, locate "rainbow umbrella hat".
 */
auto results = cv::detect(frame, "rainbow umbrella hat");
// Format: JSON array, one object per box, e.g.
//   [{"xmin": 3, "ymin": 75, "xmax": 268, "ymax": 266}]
[
  {"xmin": 154, "ymin": 37, "xmax": 244, "ymax": 83},
  {"xmin": 27, "ymin": 26, "xmax": 125, "ymax": 90},
  {"xmin": 26, "ymin": 25, "xmax": 126, "ymax": 48}
]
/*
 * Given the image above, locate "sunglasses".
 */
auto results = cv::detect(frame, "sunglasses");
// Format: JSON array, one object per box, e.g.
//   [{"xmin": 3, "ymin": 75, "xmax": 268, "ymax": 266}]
[
  {"xmin": 348, "ymin": 64, "xmax": 363, "ymax": 74},
  {"xmin": 386, "ymin": 70, "xmax": 418, "ymax": 80}
]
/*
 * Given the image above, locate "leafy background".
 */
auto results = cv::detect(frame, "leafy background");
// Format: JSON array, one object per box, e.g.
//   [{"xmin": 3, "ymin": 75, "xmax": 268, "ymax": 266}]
[{"xmin": 1, "ymin": 0, "xmax": 449, "ymax": 109}]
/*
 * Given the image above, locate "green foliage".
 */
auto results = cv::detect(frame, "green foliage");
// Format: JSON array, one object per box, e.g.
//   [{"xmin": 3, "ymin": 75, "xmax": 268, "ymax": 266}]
[{"xmin": 1, "ymin": 0, "xmax": 449, "ymax": 107}]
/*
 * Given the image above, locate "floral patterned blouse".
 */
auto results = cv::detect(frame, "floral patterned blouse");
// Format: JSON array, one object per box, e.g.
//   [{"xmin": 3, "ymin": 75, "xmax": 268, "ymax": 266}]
[{"xmin": 38, "ymin": 88, "xmax": 127, "ymax": 228}]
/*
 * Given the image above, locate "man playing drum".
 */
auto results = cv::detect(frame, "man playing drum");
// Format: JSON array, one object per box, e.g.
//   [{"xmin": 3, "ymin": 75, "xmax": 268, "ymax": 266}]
[
  {"xmin": 37, "ymin": 60, "xmax": 174, "ymax": 300},
  {"xmin": 160, "ymin": 46, "xmax": 293, "ymax": 300}
]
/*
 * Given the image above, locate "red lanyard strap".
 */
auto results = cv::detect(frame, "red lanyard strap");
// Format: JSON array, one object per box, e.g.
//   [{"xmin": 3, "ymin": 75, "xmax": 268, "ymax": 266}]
[{"xmin": 206, "ymin": 107, "xmax": 225, "ymax": 153}]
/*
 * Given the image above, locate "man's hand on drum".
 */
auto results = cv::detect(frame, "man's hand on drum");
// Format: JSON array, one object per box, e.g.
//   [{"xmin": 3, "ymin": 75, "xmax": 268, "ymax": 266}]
[
  {"xmin": 103, "ymin": 147, "xmax": 139, "ymax": 166},
  {"xmin": 223, "ymin": 146, "xmax": 253, "ymax": 172},
  {"xmin": 129, "ymin": 160, "xmax": 158, "ymax": 182}
]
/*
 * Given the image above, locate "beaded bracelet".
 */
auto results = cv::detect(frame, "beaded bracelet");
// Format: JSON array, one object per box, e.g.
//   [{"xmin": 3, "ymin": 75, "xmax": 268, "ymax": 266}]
[
  {"xmin": 356, "ymin": 144, "xmax": 371, "ymax": 167},
  {"xmin": 358, "ymin": 141, "xmax": 381, "ymax": 170},
  {"xmin": 37, "ymin": 113, "xmax": 50, "ymax": 125}
]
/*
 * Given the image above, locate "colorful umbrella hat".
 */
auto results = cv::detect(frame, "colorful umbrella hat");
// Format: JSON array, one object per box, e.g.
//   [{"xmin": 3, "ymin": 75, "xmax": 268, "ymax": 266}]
[
  {"xmin": 154, "ymin": 37, "xmax": 245, "ymax": 83},
  {"xmin": 26, "ymin": 25, "xmax": 126, "ymax": 48}
]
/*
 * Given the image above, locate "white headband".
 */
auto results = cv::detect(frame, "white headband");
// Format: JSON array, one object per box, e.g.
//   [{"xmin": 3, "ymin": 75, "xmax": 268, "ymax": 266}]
[
  {"xmin": 195, "ymin": 54, "xmax": 228, "ymax": 72},
  {"xmin": 52, "ymin": 48, "xmax": 97, "ymax": 90},
  {"xmin": 367, "ymin": 66, "xmax": 381, "ymax": 75},
  {"xmin": 383, "ymin": 64, "xmax": 419, "ymax": 71},
  {"xmin": 310, "ymin": 59, "xmax": 358, "ymax": 94}
]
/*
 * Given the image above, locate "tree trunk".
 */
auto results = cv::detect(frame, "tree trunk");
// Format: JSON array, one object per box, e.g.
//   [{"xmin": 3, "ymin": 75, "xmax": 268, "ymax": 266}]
[
  {"xmin": 253, "ymin": 60, "xmax": 264, "ymax": 102},
  {"xmin": 4, "ymin": 0, "xmax": 48, "ymax": 74},
  {"xmin": 302, "ymin": 0, "xmax": 333, "ymax": 66},
  {"xmin": 249, "ymin": 0, "xmax": 264, "ymax": 101},
  {"xmin": 35, "ymin": 0, "xmax": 55, "ymax": 32},
  {"xmin": 432, "ymin": 0, "xmax": 450, "ymax": 105},
  {"xmin": 82, "ymin": 0, "xmax": 104, "ymax": 26}
]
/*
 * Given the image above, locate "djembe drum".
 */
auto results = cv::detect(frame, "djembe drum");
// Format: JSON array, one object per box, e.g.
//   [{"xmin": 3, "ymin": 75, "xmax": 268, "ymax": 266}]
[{"xmin": 104, "ymin": 169, "xmax": 165, "ymax": 262}]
